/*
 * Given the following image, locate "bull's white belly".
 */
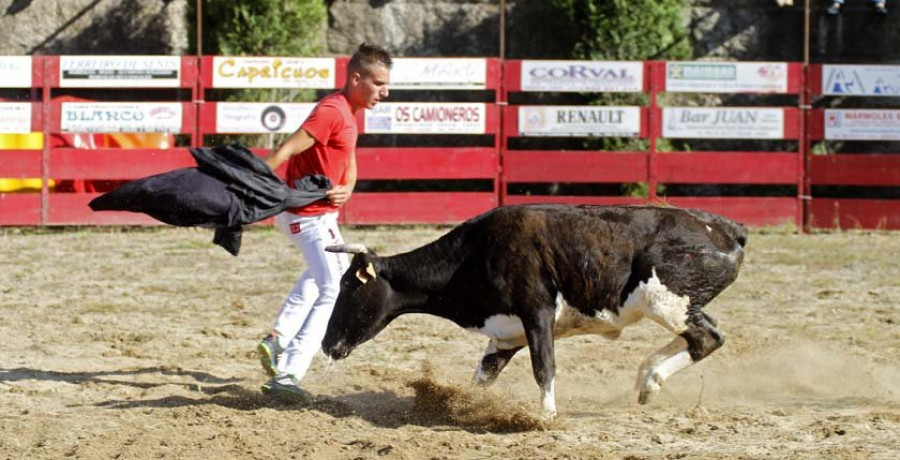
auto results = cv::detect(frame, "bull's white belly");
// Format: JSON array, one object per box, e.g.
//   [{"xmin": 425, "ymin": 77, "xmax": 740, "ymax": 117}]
[{"xmin": 467, "ymin": 269, "xmax": 690, "ymax": 347}]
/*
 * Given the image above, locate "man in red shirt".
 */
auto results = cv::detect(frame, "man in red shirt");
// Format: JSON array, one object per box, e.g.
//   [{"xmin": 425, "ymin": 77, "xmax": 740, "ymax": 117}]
[{"xmin": 258, "ymin": 44, "xmax": 392, "ymax": 399}]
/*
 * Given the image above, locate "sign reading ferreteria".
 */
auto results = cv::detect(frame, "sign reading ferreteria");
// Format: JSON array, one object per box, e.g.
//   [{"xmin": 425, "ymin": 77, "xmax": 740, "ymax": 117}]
[
  {"xmin": 663, "ymin": 108, "xmax": 785, "ymax": 139},
  {"xmin": 825, "ymin": 109, "xmax": 900, "ymax": 140},
  {"xmin": 666, "ymin": 62, "xmax": 788, "ymax": 93},
  {"xmin": 389, "ymin": 58, "xmax": 487, "ymax": 90},
  {"xmin": 60, "ymin": 56, "xmax": 181, "ymax": 88},
  {"xmin": 518, "ymin": 106, "xmax": 642, "ymax": 137},
  {"xmin": 0, "ymin": 56, "xmax": 32, "ymax": 88},
  {"xmin": 520, "ymin": 60, "xmax": 644, "ymax": 93},
  {"xmin": 61, "ymin": 102, "xmax": 182, "ymax": 133},
  {"xmin": 212, "ymin": 57, "xmax": 335, "ymax": 88},
  {"xmin": 364, "ymin": 103, "xmax": 486, "ymax": 134},
  {"xmin": 0, "ymin": 103, "xmax": 32, "ymax": 133},
  {"xmin": 822, "ymin": 65, "xmax": 900, "ymax": 97},
  {"xmin": 216, "ymin": 103, "xmax": 315, "ymax": 134}
]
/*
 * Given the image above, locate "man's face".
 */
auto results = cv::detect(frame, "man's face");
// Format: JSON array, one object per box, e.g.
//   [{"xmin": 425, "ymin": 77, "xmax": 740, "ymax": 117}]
[{"xmin": 350, "ymin": 63, "xmax": 390, "ymax": 111}]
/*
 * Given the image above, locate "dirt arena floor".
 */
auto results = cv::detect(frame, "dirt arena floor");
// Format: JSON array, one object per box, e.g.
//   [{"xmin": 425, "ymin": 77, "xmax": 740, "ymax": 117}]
[{"xmin": 2, "ymin": 223, "xmax": 899, "ymax": 459}]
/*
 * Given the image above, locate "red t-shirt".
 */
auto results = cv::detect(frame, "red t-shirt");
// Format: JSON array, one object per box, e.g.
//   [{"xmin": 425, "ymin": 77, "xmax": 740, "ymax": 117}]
[{"xmin": 285, "ymin": 91, "xmax": 358, "ymax": 216}]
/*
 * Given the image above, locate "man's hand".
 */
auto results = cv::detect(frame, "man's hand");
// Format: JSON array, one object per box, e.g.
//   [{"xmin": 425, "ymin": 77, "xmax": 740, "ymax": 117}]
[{"xmin": 326, "ymin": 185, "xmax": 353, "ymax": 207}]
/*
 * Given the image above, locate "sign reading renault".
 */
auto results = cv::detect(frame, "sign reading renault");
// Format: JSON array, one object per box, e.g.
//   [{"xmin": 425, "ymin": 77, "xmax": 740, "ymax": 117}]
[
  {"xmin": 823, "ymin": 65, "xmax": 900, "ymax": 96},
  {"xmin": 212, "ymin": 57, "xmax": 335, "ymax": 88},
  {"xmin": 389, "ymin": 58, "xmax": 487, "ymax": 90},
  {"xmin": 215, "ymin": 103, "xmax": 316, "ymax": 134},
  {"xmin": 0, "ymin": 103, "xmax": 32, "ymax": 133},
  {"xmin": 825, "ymin": 109, "xmax": 900, "ymax": 140},
  {"xmin": 518, "ymin": 106, "xmax": 641, "ymax": 137},
  {"xmin": 520, "ymin": 61, "xmax": 643, "ymax": 92},
  {"xmin": 60, "ymin": 56, "xmax": 181, "ymax": 88},
  {"xmin": 0, "ymin": 56, "xmax": 32, "ymax": 88},
  {"xmin": 364, "ymin": 103, "xmax": 485, "ymax": 134},
  {"xmin": 61, "ymin": 103, "xmax": 182, "ymax": 133},
  {"xmin": 666, "ymin": 62, "xmax": 788, "ymax": 93},
  {"xmin": 663, "ymin": 107, "xmax": 784, "ymax": 139}
]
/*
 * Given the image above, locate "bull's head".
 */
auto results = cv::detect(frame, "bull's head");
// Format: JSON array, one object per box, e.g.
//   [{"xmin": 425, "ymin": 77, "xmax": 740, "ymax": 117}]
[{"xmin": 321, "ymin": 244, "xmax": 396, "ymax": 360}]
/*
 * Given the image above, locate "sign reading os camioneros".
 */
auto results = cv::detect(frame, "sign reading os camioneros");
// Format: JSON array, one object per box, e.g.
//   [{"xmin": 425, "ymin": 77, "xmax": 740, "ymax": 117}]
[
  {"xmin": 520, "ymin": 60, "xmax": 644, "ymax": 93},
  {"xmin": 215, "ymin": 103, "xmax": 315, "ymax": 134},
  {"xmin": 825, "ymin": 109, "xmax": 900, "ymax": 140},
  {"xmin": 364, "ymin": 103, "xmax": 486, "ymax": 134},
  {"xmin": 518, "ymin": 106, "xmax": 642, "ymax": 137},
  {"xmin": 666, "ymin": 62, "xmax": 788, "ymax": 93},
  {"xmin": 212, "ymin": 57, "xmax": 335, "ymax": 89},
  {"xmin": 389, "ymin": 58, "xmax": 487, "ymax": 90},
  {"xmin": 0, "ymin": 103, "xmax": 32, "ymax": 133},
  {"xmin": 61, "ymin": 103, "xmax": 182, "ymax": 133},
  {"xmin": 0, "ymin": 56, "xmax": 32, "ymax": 88},
  {"xmin": 663, "ymin": 108, "xmax": 785, "ymax": 139},
  {"xmin": 823, "ymin": 65, "xmax": 900, "ymax": 97},
  {"xmin": 60, "ymin": 56, "xmax": 181, "ymax": 88}
]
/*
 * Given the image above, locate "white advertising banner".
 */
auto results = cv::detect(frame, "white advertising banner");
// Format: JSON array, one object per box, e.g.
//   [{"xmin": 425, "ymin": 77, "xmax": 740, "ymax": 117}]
[
  {"xmin": 212, "ymin": 57, "xmax": 335, "ymax": 88},
  {"xmin": 0, "ymin": 103, "xmax": 32, "ymax": 133},
  {"xmin": 61, "ymin": 102, "xmax": 182, "ymax": 133},
  {"xmin": 825, "ymin": 109, "xmax": 900, "ymax": 140},
  {"xmin": 666, "ymin": 62, "xmax": 789, "ymax": 93},
  {"xmin": 390, "ymin": 58, "xmax": 487, "ymax": 89},
  {"xmin": 518, "ymin": 106, "xmax": 641, "ymax": 137},
  {"xmin": 520, "ymin": 60, "xmax": 644, "ymax": 93},
  {"xmin": 60, "ymin": 56, "xmax": 181, "ymax": 88},
  {"xmin": 216, "ymin": 102, "xmax": 315, "ymax": 134},
  {"xmin": 663, "ymin": 107, "xmax": 785, "ymax": 139},
  {"xmin": 364, "ymin": 103, "xmax": 486, "ymax": 134},
  {"xmin": 0, "ymin": 56, "xmax": 32, "ymax": 88},
  {"xmin": 822, "ymin": 65, "xmax": 900, "ymax": 97}
]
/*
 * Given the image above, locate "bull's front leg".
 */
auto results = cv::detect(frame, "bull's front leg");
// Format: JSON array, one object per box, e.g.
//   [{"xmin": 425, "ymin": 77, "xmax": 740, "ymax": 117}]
[
  {"xmin": 473, "ymin": 341, "xmax": 523, "ymax": 386},
  {"xmin": 521, "ymin": 306, "xmax": 558, "ymax": 420}
]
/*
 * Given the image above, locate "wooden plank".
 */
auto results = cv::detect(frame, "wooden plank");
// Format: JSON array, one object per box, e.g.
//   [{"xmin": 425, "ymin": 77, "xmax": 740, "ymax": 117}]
[
  {"xmin": 0, "ymin": 150, "xmax": 42, "ymax": 177},
  {"xmin": 663, "ymin": 196, "xmax": 797, "ymax": 227},
  {"xmin": 343, "ymin": 192, "xmax": 497, "ymax": 224},
  {"xmin": 810, "ymin": 154, "xmax": 900, "ymax": 186},
  {"xmin": 0, "ymin": 194, "xmax": 41, "ymax": 225},
  {"xmin": 47, "ymin": 193, "xmax": 160, "ymax": 225},
  {"xmin": 655, "ymin": 152, "xmax": 799, "ymax": 184},
  {"xmin": 357, "ymin": 147, "xmax": 498, "ymax": 180},
  {"xmin": 809, "ymin": 199, "xmax": 900, "ymax": 230},
  {"xmin": 503, "ymin": 195, "xmax": 646, "ymax": 206},
  {"xmin": 504, "ymin": 151, "xmax": 647, "ymax": 183},
  {"xmin": 49, "ymin": 148, "xmax": 195, "ymax": 180}
]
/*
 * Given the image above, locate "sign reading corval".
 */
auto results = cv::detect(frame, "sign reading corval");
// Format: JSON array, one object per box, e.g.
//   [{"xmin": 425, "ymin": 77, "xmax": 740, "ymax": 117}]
[
  {"xmin": 60, "ymin": 56, "xmax": 181, "ymax": 88},
  {"xmin": 518, "ymin": 106, "xmax": 642, "ymax": 137},
  {"xmin": 520, "ymin": 60, "xmax": 644, "ymax": 92},
  {"xmin": 0, "ymin": 56, "xmax": 32, "ymax": 88},
  {"xmin": 364, "ymin": 103, "xmax": 485, "ymax": 134},
  {"xmin": 389, "ymin": 58, "xmax": 487, "ymax": 90},
  {"xmin": 666, "ymin": 62, "xmax": 788, "ymax": 93},
  {"xmin": 212, "ymin": 57, "xmax": 335, "ymax": 88},
  {"xmin": 663, "ymin": 107, "xmax": 785, "ymax": 139},
  {"xmin": 825, "ymin": 109, "xmax": 900, "ymax": 140},
  {"xmin": 216, "ymin": 103, "xmax": 315, "ymax": 134},
  {"xmin": 61, "ymin": 103, "xmax": 182, "ymax": 133}
]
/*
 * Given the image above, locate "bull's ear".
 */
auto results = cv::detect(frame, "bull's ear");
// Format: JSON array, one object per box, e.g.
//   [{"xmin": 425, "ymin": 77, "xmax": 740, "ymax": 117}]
[{"xmin": 355, "ymin": 262, "xmax": 377, "ymax": 284}]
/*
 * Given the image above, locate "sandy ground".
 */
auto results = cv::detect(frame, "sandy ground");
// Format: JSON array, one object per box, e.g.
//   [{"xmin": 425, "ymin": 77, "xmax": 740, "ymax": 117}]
[{"xmin": 1, "ymin": 222, "xmax": 899, "ymax": 459}]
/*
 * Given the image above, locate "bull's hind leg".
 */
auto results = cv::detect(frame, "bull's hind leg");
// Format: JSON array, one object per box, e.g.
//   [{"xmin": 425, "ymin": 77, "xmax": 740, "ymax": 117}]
[{"xmin": 473, "ymin": 341, "xmax": 523, "ymax": 386}]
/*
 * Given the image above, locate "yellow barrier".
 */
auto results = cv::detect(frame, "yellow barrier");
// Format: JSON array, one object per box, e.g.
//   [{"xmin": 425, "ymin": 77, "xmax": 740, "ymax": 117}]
[{"xmin": 0, "ymin": 133, "xmax": 51, "ymax": 193}]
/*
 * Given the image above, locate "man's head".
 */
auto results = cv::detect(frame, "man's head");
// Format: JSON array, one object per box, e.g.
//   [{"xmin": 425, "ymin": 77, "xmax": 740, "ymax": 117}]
[{"xmin": 344, "ymin": 43, "xmax": 392, "ymax": 112}]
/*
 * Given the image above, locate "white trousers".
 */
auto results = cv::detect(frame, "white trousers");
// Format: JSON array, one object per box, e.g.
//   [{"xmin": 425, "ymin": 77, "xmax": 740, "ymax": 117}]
[{"xmin": 271, "ymin": 211, "xmax": 349, "ymax": 381}]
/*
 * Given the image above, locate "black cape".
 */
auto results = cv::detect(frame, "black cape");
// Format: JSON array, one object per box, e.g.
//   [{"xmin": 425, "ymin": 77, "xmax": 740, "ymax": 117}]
[{"xmin": 89, "ymin": 143, "xmax": 331, "ymax": 256}]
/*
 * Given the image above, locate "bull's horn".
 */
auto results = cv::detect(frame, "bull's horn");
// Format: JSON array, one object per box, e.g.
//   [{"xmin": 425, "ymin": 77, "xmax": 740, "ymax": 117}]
[{"xmin": 325, "ymin": 243, "xmax": 369, "ymax": 254}]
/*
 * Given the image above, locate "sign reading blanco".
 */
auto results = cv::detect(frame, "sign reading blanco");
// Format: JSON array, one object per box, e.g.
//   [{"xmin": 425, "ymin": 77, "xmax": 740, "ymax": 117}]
[
  {"xmin": 0, "ymin": 56, "xmax": 32, "ymax": 88},
  {"xmin": 0, "ymin": 103, "xmax": 32, "ymax": 133},
  {"xmin": 61, "ymin": 102, "xmax": 182, "ymax": 133},
  {"xmin": 216, "ymin": 102, "xmax": 315, "ymax": 134},
  {"xmin": 666, "ymin": 62, "xmax": 788, "ymax": 93},
  {"xmin": 520, "ymin": 60, "xmax": 644, "ymax": 92},
  {"xmin": 663, "ymin": 107, "xmax": 785, "ymax": 139},
  {"xmin": 212, "ymin": 57, "xmax": 335, "ymax": 89},
  {"xmin": 825, "ymin": 109, "xmax": 900, "ymax": 140},
  {"xmin": 364, "ymin": 103, "xmax": 486, "ymax": 134},
  {"xmin": 60, "ymin": 56, "xmax": 181, "ymax": 88},
  {"xmin": 390, "ymin": 58, "xmax": 487, "ymax": 90},
  {"xmin": 518, "ymin": 106, "xmax": 641, "ymax": 137},
  {"xmin": 823, "ymin": 65, "xmax": 900, "ymax": 96}
]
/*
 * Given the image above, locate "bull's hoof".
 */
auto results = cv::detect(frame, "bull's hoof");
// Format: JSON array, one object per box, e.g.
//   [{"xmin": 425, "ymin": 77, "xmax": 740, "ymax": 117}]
[{"xmin": 637, "ymin": 371, "xmax": 662, "ymax": 405}]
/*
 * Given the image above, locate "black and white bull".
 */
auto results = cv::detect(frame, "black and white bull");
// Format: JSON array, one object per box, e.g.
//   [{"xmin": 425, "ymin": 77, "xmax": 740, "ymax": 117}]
[{"xmin": 323, "ymin": 204, "xmax": 746, "ymax": 418}]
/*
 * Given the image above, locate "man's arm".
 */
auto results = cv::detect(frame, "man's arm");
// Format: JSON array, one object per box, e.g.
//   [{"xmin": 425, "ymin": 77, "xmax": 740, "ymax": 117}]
[
  {"xmin": 326, "ymin": 150, "xmax": 356, "ymax": 207},
  {"xmin": 264, "ymin": 128, "xmax": 317, "ymax": 171}
]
